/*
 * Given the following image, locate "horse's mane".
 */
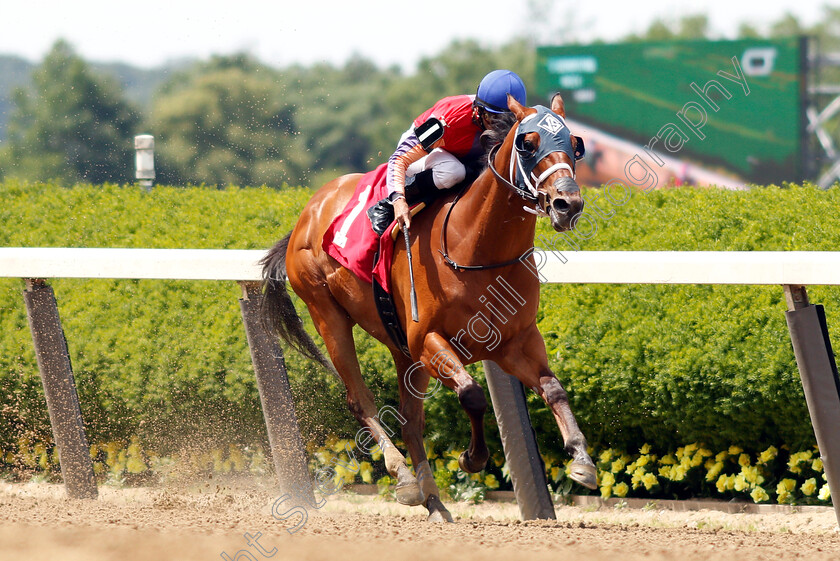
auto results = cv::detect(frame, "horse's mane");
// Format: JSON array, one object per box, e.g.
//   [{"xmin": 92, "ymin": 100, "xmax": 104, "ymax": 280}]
[{"xmin": 478, "ymin": 112, "xmax": 517, "ymax": 166}]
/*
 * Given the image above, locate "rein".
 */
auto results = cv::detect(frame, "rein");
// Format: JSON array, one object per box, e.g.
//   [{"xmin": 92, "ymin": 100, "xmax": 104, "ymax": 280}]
[
  {"xmin": 437, "ymin": 139, "xmax": 545, "ymax": 272},
  {"xmin": 437, "ymin": 183, "xmax": 527, "ymax": 272}
]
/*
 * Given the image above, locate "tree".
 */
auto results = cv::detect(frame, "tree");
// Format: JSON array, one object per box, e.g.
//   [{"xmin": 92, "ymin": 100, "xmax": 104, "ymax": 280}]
[
  {"xmin": 0, "ymin": 40, "xmax": 140, "ymax": 184},
  {"xmin": 150, "ymin": 55, "xmax": 310, "ymax": 187}
]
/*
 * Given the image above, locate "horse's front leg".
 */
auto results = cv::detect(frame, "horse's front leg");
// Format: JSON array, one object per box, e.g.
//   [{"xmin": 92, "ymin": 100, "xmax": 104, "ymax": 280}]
[
  {"xmin": 495, "ymin": 327, "xmax": 597, "ymax": 490},
  {"xmin": 418, "ymin": 333, "xmax": 490, "ymax": 474}
]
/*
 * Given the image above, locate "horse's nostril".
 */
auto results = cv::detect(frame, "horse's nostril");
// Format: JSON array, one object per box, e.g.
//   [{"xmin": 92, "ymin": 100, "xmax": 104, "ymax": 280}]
[{"xmin": 553, "ymin": 198, "xmax": 570, "ymax": 214}]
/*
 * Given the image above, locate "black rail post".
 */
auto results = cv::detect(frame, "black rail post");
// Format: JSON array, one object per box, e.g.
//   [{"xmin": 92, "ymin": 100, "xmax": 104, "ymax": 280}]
[
  {"xmin": 483, "ymin": 360, "xmax": 555, "ymax": 520},
  {"xmin": 784, "ymin": 284, "xmax": 840, "ymax": 528},
  {"xmin": 23, "ymin": 279, "xmax": 98, "ymax": 499},
  {"xmin": 239, "ymin": 282, "xmax": 314, "ymax": 504}
]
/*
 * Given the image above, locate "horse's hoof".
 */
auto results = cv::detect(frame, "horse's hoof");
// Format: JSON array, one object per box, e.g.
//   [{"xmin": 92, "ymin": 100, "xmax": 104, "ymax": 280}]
[
  {"xmin": 569, "ymin": 461, "xmax": 598, "ymax": 490},
  {"xmin": 425, "ymin": 494, "xmax": 454, "ymax": 523},
  {"xmin": 395, "ymin": 481, "xmax": 424, "ymax": 506},
  {"xmin": 458, "ymin": 450, "xmax": 487, "ymax": 474}
]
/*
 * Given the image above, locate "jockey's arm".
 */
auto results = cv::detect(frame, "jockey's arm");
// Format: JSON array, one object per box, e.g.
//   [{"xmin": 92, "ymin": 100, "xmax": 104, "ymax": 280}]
[
  {"xmin": 387, "ymin": 130, "xmax": 435, "ymax": 230},
  {"xmin": 386, "ymin": 132, "xmax": 429, "ymax": 199}
]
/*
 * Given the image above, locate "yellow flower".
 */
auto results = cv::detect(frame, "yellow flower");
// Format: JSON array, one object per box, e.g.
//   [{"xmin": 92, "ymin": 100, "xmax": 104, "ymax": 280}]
[
  {"xmin": 715, "ymin": 451, "xmax": 729, "ymax": 463},
  {"xmin": 660, "ymin": 454, "xmax": 676, "ymax": 466},
  {"xmin": 733, "ymin": 474, "xmax": 749, "ymax": 492},
  {"xmin": 599, "ymin": 449, "xmax": 614, "ymax": 464},
  {"xmin": 331, "ymin": 439, "xmax": 349, "ymax": 453},
  {"xmin": 801, "ymin": 478, "xmax": 818, "ymax": 496},
  {"xmin": 446, "ymin": 449, "xmax": 463, "ymax": 460},
  {"xmin": 778, "ymin": 478, "xmax": 797, "ymax": 492},
  {"xmin": 741, "ymin": 465, "xmax": 765, "ymax": 486},
  {"xmin": 359, "ymin": 461, "xmax": 373, "ymax": 483},
  {"xmin": 600, "ymin": 471, "xmax": 616, "ymax": 487},
  {"xmin": 483, "ymin": 474, "xmax": 500, "ymax": 490},
  {"xmin": 370, "ymin": 446, "xmax": 383, "ymax": 461},
  {"xmin": 228, "ymin": 445, "xmax": 246, "ymax": 472},
  {"xmin": 812, "ymin": 458, "xmax": 823, "ymax": 472},
  {"xmin": 659, "ymin": 465, "xmax": 672, "ymax": 479},
  {"xmin": 788, "ymin": 450, "xmax": 814, "ymax": 474},
  {"xmin": 716, "ymin": 474, "xmax": 732, "ymax": 493},
  {"xmin": 636, "ymin": 455, "xmax": 651, "ymax": 468},
  {"xmin": 550, "ymin": 466, "xmax": 562, "ymax": 482},
  {"xmin": 776, "ymin": 478, "xmax": 796, "ymax": 503},
  {"xmin": 631, "ymin": 467, "xmax": 645, "ymax": 489},
  {"xmin": 750, "ymin": 486, "xmax": 770, "ymax": 503},
  {"xmin": 600, "ymin": 485, "xmax": 613, "ymax": 499},
  {"xmin": 738, "ymin": 453, "xmax": 751, "ymax": 468},
  {"xmin": 728, "ymin": 446, "xmax": 743, "ymax": 456},
  {"xmin": 447, "ymin": 459, "xmax": 460, "ymax": 472},
  {"xmin": 689, "ymin": 453, "xmax": 704, "ymax": 468},
  {"xmin": 671, "ymin": 465, "xmax": 688, "ymax": 482},
  {"xmin": 705, "ymin": 461, "xmax": 724, "ymax": 482},
  {"xmin": 611, "ymin": 457, "xmax": 627, "ymax": 473},
  {"xmin": 613, "ymin": 482, "xmax": 629, "ymax": 497},
  {"xmin": 314, "ymin": 449, "xmax": 332, "ymax": 465},
  {"xmin": 642, "ymin": 472, "xmax": 658, "ymax": 490},
  {"xmin": 819, "ymin": 485, "xmax": 831, "ymax": 501},
  {"xmin": 758, "ymin": 446, "xmax": 778, "ymax": 464},
  {"xmin": 639, "ymin": 443, "xmax": 652, "ymax": 455},
  {"xmin": 126, "ymin": 456, "xmax": 147, "ymax": 474}
]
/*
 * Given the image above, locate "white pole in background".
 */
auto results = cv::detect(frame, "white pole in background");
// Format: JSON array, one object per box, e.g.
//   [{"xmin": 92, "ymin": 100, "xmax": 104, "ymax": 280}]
[{"xmin": 134, "ymin": 135, "xmax": 155, "ymax": 190}]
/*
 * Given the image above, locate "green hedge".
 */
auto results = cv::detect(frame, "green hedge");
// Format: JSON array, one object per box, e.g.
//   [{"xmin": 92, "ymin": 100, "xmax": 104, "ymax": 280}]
[{"xmin": 1, "ymin": 179, "xmax": 838, "ymax": 460}]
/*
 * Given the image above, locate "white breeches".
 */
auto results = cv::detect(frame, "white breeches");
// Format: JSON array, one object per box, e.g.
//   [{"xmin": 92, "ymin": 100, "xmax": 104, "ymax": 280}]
[{"xmin": 405, "ymin": 148, "xmax": 466, "ymax": 190}]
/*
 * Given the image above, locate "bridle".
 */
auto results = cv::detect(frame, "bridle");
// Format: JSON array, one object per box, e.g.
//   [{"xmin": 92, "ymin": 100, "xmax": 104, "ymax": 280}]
[
  {"xmin": 486, "ymin": 135, "xmax": 576, "ymax": 217},
  {"xmin": 438, "ymin": 113, "xmax": 578, "ymax": 271}
]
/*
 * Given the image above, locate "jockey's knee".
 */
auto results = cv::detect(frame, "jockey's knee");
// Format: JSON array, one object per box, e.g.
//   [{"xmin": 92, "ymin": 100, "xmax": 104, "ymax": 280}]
[
  {"xmin": 431, "ymin": 159, "xmax": 466, "ymax": 190},
  {"xmin": 423, "ymin": 149, "xmax": 465, "ymax": 190}
]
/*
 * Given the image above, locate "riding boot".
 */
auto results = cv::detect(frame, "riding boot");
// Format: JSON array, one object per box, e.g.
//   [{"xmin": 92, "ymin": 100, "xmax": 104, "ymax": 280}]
[
  {"xmin": 404, "ymin": 169, "xmax": 437, "ymax": 205},
  {"xmin": 367, "ymin": 169, "xmax": 439, "ymax": 236}
]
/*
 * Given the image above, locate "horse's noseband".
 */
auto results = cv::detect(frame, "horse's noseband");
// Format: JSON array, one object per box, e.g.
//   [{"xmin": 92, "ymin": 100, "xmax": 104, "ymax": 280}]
[{"xmin": 538, "ymin": 176, "xmax": 579, "ymax": 215}]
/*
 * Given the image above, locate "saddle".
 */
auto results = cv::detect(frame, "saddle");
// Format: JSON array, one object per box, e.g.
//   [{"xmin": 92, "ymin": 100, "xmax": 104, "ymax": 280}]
[
  {"xmin": 322, "ymin": 166, "xmax": 473, "ymax": 358},
  {"xmin": 367, "ymin": 170, "xmax": 439, "ymax": 357}
]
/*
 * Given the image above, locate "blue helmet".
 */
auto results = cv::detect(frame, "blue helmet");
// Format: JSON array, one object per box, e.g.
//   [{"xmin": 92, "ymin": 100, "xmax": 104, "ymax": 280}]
[{"xmin": 475, "ymin": 70, "xmax": 527, "ymax": 114}]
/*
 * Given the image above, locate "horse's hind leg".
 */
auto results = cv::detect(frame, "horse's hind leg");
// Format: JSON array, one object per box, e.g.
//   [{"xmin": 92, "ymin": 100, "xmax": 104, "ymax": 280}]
[
  {"xmin": 301, "ymin": 295, "xmax": 424, "ymax": 506},
  {"xmin": 392, "ymin": 351, "xmax": 453, "ymax": 523}
]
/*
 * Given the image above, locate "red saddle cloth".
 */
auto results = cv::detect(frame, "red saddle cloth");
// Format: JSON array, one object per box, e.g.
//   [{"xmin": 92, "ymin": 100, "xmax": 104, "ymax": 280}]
[{"xmin": 322, "ymin": 164, "xmax": 400, "ymax": 293}]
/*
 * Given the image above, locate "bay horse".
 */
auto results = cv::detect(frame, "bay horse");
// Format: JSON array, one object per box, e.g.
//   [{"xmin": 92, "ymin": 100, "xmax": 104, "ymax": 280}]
[{"xmin": 260, "ymin": 95, "xmax": 596, "ymax": 522}]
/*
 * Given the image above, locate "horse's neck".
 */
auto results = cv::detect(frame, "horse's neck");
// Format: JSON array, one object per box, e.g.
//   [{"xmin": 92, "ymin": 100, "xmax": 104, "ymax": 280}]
[{"xmin": 453, "ymin": 147, "xmax": 536, "ymax": 259}]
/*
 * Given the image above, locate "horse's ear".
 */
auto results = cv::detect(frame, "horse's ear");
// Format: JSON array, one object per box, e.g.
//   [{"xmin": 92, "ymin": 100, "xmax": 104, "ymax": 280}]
[
  {"xmin": 507, "ymin": 94, "xmax": 528, "ymax": 120},
  {"xmin": 550, "ymin": 92, "xmax": 566, "ymax": 118}
]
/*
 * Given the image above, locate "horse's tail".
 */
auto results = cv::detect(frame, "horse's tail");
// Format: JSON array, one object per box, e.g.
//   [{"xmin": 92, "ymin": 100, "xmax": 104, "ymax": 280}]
[{"xmin": 259, "ymin": 232, "xmax": 339, "ymax": 377}]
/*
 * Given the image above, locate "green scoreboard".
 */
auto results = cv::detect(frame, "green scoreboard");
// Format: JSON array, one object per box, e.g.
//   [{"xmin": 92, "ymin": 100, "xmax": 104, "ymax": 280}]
[{"xmin": 536, "ymin": 37, "xmax": 806, "ymax": 184}]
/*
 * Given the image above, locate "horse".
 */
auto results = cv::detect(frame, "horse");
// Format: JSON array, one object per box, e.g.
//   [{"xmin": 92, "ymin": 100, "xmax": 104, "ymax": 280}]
[{"xmin": 260, "ymin": 94, "xmax": 596, "ymax": 523}]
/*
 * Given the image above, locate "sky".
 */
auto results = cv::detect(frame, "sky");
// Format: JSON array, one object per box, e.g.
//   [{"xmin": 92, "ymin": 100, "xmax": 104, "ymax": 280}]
[{"xmin": 0, "ymin": 0, "xmax": 827, "ymax": 70}]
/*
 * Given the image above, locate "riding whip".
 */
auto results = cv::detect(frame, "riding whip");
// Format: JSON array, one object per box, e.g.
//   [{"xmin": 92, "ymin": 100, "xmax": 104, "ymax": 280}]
[{"xmin": 403, "ymin": 225, "xmax": 419, "ymax": 322}]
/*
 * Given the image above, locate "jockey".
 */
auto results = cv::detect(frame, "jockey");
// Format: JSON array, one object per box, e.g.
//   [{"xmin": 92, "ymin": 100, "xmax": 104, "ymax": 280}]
[{"xmin": 386, "ymin": 69, "xmax": 527, "ymax": 230}]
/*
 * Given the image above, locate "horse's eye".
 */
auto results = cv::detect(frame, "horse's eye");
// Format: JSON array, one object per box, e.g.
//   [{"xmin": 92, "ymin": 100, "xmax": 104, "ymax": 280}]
[{"xmin": 522, "ymin": 139, "xmax": 536, "ymax": 153}]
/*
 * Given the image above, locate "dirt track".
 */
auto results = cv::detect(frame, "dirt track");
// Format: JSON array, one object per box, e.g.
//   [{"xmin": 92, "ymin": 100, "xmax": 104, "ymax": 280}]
[{"xmin": 2, "ymin": 480, "xmax": 839, "ymax": 561}]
